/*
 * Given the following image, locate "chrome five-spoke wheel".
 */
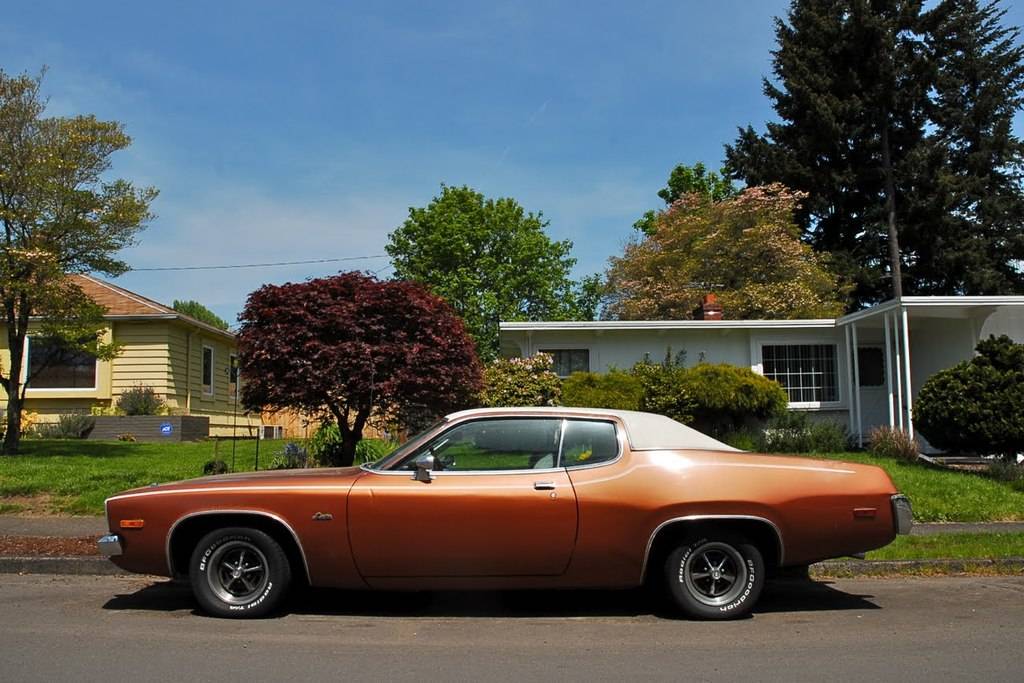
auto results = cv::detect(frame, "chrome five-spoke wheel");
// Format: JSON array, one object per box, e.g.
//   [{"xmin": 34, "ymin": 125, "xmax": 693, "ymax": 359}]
[
  {"xmin": 681, "ymin": 541, "xmax": 747, "ymax": 607},
  {"xmin": 207, "ymin": 541, "xmax": 270, "ymax": 605},
  {"xmin": 664, "ymin": 532, "xmax": 765, "ymax": 620},
  {"xmin": 189, "ymin": 527, "xmax": 292, "ymax": 618}
]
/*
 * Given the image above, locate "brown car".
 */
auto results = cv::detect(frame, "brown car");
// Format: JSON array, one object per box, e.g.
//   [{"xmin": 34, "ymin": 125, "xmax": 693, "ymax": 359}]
[{"xmin": 100, "ymin": 407, "xmax": 912, "ymax": 619}]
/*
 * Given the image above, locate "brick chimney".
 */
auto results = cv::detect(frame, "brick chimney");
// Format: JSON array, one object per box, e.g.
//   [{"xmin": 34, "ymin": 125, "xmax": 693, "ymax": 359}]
[{"xmin": 699, "ymin": 293, "xmax": 723, "ymax": 320}]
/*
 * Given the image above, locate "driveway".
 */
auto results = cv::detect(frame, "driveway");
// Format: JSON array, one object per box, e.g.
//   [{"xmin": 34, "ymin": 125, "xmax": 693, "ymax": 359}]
[{"xmin": 1, "ymin": 574, "xmax": 1021, "ymax": 681}]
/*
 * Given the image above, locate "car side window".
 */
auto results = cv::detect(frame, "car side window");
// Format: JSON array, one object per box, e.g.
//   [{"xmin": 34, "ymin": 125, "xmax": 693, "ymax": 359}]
[
  {"xmin": 403, "ymin": 418, "xmax": 562, "ymax": 472},
  {"xmin": 560, "ymin": 419, "xmax": 619, "ymax": 468}
]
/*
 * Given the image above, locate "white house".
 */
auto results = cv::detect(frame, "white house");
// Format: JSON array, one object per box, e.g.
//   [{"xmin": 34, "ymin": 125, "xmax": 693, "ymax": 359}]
[{"xmin": 499, "ymin": 296, "xmax": 1024, "ymax": 449}]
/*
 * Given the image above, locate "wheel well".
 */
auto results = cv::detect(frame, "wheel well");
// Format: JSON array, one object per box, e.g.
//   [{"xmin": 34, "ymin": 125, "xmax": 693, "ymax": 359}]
[
  {"xmin": 643, "ymin": 518, "xmax": 783, "ymax": 584},
  {"xmin": 167, "ymin": 513, "xmax": 309, "ymax": 585}
]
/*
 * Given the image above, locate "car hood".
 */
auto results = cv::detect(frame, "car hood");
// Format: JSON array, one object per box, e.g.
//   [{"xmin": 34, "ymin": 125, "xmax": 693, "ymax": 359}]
[{"xmin": 111, "ymin": 466, "xmax": 366, "ymax": 498}]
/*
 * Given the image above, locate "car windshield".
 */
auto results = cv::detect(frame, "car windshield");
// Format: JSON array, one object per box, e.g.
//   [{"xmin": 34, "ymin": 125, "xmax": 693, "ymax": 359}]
[{"xmin": 363, "ymin": 419, "xmax": 446, "ymax": 470}]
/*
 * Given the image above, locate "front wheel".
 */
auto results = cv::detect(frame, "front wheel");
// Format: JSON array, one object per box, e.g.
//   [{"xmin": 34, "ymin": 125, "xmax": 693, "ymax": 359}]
[
  {"xmin": 664, "ymin": 533, "xmax": 765, "ymax": 620},
  {"xmin": 189, "ymin": 527, "xmax": 292, "ymax": 618}
]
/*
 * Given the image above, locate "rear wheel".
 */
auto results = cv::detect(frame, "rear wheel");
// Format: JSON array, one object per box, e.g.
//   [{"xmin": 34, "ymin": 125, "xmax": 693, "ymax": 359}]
[
  {"xmin": 664, "ymin": 532, "xmax": 764, "ymax": 620},
  {"xmin": 189, "ymin": 527, "xmax": 291, "ymax": 618}
]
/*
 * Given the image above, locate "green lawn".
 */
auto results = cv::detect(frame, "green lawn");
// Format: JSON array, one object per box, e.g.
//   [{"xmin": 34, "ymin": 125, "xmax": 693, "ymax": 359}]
[
  {"xmin": 866, "ymin": 532, "xmax": 1024, "ymax": 560},
  {"xmin": 0, "ymin": 439, "xmax": 269, "ymax": 515},
  {"xmin": 2, "ymin": 441, "xmax": 1024, "ymax": 522},
  {"xmin": 796, "ymin": 451, "xmax": 1024, "ymax": 523}
]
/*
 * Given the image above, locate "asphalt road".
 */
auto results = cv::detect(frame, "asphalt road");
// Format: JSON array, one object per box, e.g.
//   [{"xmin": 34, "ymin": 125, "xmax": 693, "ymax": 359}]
[{"xmin": 1, "ymin": 574, "xmax": 1021, "ymax": 682}]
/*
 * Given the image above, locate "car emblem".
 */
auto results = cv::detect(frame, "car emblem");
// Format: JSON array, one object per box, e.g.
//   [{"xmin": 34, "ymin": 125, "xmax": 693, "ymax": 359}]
[{"xmin": 312, "ymin": 512, "xmax": 333, "ymax": 521}]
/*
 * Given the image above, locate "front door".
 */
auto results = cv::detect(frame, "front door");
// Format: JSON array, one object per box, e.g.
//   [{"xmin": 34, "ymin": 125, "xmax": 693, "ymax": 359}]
[{"xmin": 348, "ymin": 417, "xmax": 577, "ymax": 577}]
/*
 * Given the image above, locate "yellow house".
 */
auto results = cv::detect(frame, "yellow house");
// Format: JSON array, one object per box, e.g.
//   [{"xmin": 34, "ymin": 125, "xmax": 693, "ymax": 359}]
[{"xmin": 0, "ymin": 274, "xmax": 261, "ymax": 437}]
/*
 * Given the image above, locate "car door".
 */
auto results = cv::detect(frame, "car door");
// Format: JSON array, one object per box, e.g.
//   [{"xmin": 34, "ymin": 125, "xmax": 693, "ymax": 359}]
[{"xmin": 348, "ymin": 417, "xmax": 578, "ymax": 577}]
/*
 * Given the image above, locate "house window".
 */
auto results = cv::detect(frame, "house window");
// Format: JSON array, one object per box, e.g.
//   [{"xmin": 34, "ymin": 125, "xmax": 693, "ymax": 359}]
[
  {"xmin": 539, "ymin": 349, "xmax": 589, "ymax": 377},
  {"xmin": 228, "ymin": 353, "xmax": 239, "ymax": 400},
  {"xmin": 761, "ymin": 344, "xmax": 838, "ymax": 404},
  {"xmin": 27, "ymin": 338, "xmax": 97, "ymax": 389},
  {"xmin": 202, "ymin": 346, "xmax": 214, "ymax": 396}
]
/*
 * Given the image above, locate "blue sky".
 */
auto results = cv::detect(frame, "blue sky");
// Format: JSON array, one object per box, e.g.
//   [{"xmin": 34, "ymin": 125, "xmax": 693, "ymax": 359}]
[{"xmin": 4, "ymin": 1, "xmax": 1023, "ymax": 324}]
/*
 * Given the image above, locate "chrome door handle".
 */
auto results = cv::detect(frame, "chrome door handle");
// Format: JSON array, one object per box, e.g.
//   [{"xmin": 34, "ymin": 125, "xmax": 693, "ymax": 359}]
[{"xmin": 533, "ymin": 481, "xmax": 556, "ymax": 491}]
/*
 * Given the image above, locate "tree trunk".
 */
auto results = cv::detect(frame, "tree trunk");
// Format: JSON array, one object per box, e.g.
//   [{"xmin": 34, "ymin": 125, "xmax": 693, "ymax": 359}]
[
  {"xmin": 881, "ymin": 115, "xmax": 903, "ymax": 301},
  {"xmin": 2, "ymin": 323, "xmax": 26, "ymax": 455},
  {"xmin": 338, "ymin": 434, "xmax": 358, "ymax": 468}
]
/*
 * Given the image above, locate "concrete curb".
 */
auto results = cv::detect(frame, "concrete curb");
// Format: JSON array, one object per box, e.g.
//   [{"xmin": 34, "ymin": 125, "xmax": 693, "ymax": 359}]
[
  {"xmin": 0, "ymin": 556, "xmax": 125, "ymax": 576},
  {"xmin": 813, "ymin": 557, "xmax": 1024, "ymax": 576},
  {"xmin": 2, "ymin": 555, "xmax": 1023, "ymax": 578}
]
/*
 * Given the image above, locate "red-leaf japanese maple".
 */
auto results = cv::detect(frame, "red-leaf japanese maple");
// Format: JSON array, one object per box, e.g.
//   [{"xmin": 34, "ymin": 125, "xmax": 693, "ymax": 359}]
[{"xmin": 238, "ymin": 272, "xmax": 482, "ymax": 466}]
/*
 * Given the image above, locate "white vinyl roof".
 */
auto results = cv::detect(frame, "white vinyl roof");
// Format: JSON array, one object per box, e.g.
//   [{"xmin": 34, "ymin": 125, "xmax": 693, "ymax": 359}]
[{"xmin": 445, "ymin": 407, "xmax": 740, "ymax": 452}]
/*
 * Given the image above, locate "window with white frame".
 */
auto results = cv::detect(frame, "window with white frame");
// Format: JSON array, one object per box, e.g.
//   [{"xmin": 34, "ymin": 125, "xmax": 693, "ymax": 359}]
[
  {"xmin": 761, "ymin": 344, "xmax": 838, "ymax": 404},
  {"xmin": 27, "ymin": 338, "xmax": 97, "ymax": 389},
  {"xmin": 539, "ymin": 349, "xmax": 590, "ymax": 377},
  {"xmin": 202, "ymin": 346, "xmax": 214, "ymax": 396}
]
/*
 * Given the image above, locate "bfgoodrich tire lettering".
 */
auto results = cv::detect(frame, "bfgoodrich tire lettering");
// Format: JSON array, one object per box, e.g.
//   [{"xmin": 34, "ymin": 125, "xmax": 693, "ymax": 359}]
[
  {"xmin": 664, "ymin": 532, "xmax": 765, "ymax": 620},
  {"xmin": 189, "ymin": 527, "xmax": 291, "ymax": 618}
]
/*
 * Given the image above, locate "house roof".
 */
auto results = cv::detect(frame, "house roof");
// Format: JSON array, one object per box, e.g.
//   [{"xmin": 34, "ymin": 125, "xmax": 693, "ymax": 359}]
[
  {"xmin": 69, "ymin": 274, "xmax": 235, "ymax": 340},
  {"xmin": 500, "ymin": 296, "xmax": 1024, "ymax": 333}
]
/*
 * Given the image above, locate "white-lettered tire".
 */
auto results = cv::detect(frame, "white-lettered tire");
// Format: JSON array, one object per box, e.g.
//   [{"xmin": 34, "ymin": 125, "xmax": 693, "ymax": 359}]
[
  {"xmin": 664, "ymin": 532, "xmax": 764, "ymax": 620},
  {"xmin": 189, "ymin": 527, "xmax": 291, "ymax": 618}
]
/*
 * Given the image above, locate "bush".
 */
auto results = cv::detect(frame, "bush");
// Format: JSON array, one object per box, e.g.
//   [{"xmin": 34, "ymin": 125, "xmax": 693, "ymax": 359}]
[
  {"xmin": 116, "ymin": 385, "xmax": 165, "ymax": 416},
  {"xmin": 270, "ymin": 442, "xmax": 310, "ymax": 470},
  {"xmin": 33, "ymin": 413, "xmax": 95, "ymax": 439},
  {"xmin": 720, "ymin": 429, "xmax": 759, "ymax": 451},
  {"xmin": 988, "ymin": 458, "xmax": 1024, "ymax": 486},
  {"xmin": 678, "ymin": 363, "xmax": 788, "ymax": 435},
  {"xmin": 202, "ymin": 460, "xmax": 229, "ymax": 476},
  {"xmin": 915, "ymin": 335, "xmax": 1024, "ymax": 461},
  {"xmin": 356, "ymin": 438, "xmax": 398, "ymax": 464},
  {"xmin": 561, "ymin": 370, "xmax": 643, "ymax": 411},
  {"xmin": 760, "ymin": 411, "xmax": 850, "ymax": 453},
  {"xmin": 480, "ymin": 353, "xmax": 561, "ymax": 407},
  {"xmin": 308, "ymin": 422, "xmax": 342, "ymax": 466},
  {"xmin": 632, "ymin": 357, "xmax": 695, "ymax": 425},
  {"xmin": 868, "ymin": 426, "xmax": 919, "ymax": 462}
]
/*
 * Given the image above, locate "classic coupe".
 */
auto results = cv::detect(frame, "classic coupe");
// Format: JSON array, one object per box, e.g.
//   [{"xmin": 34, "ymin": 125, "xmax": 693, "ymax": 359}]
[{"xmin": 100, "ymin": 407, "xmax": 912, "ymax": 619}]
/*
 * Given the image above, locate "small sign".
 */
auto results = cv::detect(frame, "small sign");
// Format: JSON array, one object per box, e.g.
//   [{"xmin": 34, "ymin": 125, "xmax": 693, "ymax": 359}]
[{"xmin": 160, "ymin": 422, "xmax": 173, "ymax": 436}]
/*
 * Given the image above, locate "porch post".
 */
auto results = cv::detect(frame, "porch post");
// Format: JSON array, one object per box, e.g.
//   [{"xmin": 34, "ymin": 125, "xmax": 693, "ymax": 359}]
[
  {"xmin": 844, "ymin": 325, "xmax": 855, "ymax": 436},
  {"xmin": 883, "ymin": 312, "xmax": 895, "ymax": 427},
  {"xmin": 892, "ymin": 312, "xmax": 904, "ymax": 430},
  {"xmin": 901, "ymin": 306, "xmax": 914, "ymax": 438},
  {"xmin": 851, "ymin": 322, "xmax": 863, "ymax": 447}
]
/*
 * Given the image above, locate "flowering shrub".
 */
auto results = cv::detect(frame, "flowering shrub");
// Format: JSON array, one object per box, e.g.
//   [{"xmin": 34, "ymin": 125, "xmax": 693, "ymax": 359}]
[{"xmin": 480, "ymin": 353, "xmax": 561, "ymax": 407}]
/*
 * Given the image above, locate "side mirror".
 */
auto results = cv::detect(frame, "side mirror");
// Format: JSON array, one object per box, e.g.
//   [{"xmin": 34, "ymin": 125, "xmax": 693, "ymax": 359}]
[{"xmin": 414, "ymin": 455, "xmax": 435, "ymax": 483}]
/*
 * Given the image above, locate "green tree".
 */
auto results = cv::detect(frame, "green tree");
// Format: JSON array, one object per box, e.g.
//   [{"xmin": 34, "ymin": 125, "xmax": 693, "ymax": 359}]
[
  {"xmin": 172, "ymin": 299, "xmax": 230, "ymax": 331},
  {"xmin": 634, "ymin": 162, "xmax": 737, "ymax": 234},
  {"xmin": 727, "ymin": 0, "xmax": 1024, "ymax": 305},
  {"xmin": 0, "ymin": 70, "xmax": 156, "ymax": 454},
  {"xmin": 605, "ymin": 184, "xmax": 849, "ymax": 320},
  {"xmin": 725, "ymin": 0, "xmax": 934, "ymax": 306},
  {"xmin": 916, "ymin": 0, "xmax": 1024, "ymax": 294},
  {"xmin": 387, "ymin": 184, "xmax": 598, "ymax": 360}
]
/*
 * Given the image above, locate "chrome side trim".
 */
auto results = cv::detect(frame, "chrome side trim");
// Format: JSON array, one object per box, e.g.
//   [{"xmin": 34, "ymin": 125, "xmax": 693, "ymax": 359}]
[
  {"xmin": 165, "ymin": 510, "xmax": 312, "ymax": 584},
  {"xmin": 639, "ymin": 514, "xmax": 786, "ymax": 582}
]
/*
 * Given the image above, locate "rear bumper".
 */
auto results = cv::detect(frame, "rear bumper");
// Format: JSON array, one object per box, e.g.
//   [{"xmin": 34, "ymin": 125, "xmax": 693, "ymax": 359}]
[
  {"xmin": 891, "ymin": 495, "xmax": 913, "ymax": 535},
  {"xmin": 97, "ymin": 534, "xmax": 123, "ymax": 557}
]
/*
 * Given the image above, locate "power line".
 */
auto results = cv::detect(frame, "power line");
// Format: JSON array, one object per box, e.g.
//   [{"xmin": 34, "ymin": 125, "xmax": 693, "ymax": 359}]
[{"xmin": 131, "ymin": 254, "xmax": 388, "ymax": 272}]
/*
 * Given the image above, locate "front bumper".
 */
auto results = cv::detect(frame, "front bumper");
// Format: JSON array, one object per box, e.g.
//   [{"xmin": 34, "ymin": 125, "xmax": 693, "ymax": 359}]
[
  {"xmin": 891, "ymin": 494, "xmax": 913, "ymax": 535},
  {"xmin": 97, "ymin": 534, "xmax": 123, "ymax": 557}
]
